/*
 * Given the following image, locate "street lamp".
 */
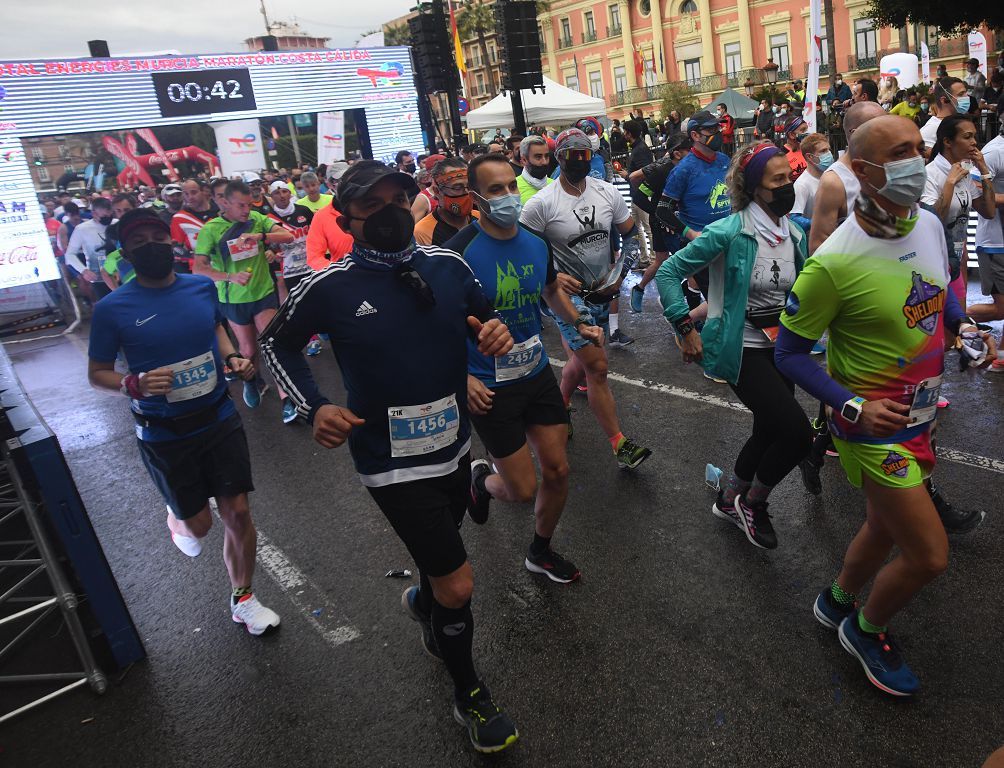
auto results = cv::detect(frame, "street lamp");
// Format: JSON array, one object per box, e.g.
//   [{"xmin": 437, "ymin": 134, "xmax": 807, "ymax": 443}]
[
  {"xmin": 762, "ymin": 58, "xmax": 779, "ymax": 104},
  {"xmin": 743, "ymin": 78, "xmax": 755, "ymax": 98}
]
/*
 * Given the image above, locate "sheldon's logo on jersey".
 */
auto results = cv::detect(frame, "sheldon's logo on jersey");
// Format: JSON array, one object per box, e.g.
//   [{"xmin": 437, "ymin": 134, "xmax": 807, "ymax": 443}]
[
  {"xmin": 902, "ymin": 271, "xmax": 944, "ymax": 336},
  {"xmin": 881, "ymin": 451, "xmax": 910, "ymax": 478}
]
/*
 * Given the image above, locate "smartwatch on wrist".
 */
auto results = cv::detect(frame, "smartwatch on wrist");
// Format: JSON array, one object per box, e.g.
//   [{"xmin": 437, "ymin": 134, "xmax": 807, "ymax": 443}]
[
  {"xmin": 840, "ymin": 396, "xmax": 866, "ymax": 424},
  {"xmin": 572, "ymin": 316, "xmax": 590, "ymax": 328},
  {"xmin": 673, "ymin": 316, "xmax": 695, "ymax": 338}
]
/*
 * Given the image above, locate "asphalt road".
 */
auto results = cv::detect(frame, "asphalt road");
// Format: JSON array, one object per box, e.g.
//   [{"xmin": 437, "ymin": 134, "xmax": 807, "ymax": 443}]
[{"xmin": 2, "ymin": 277, "xmax": 1002, "ymax": 768}]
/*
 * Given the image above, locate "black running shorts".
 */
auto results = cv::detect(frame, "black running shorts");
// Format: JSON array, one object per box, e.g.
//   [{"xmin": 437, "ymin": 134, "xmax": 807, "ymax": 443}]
[
  {"xmin": 469, "ymin": 366, "xmax": 568, "ymax": 459},
  {"xmin": 367, "ymin": 457, "xmax": 471, "ymax": 578},
  {"xmin": 137, "ymin": 413, "xmax": 253, "ymax": 520}
]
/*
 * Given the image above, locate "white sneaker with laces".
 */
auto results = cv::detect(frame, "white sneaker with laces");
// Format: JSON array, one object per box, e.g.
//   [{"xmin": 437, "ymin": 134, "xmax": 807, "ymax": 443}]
[{"xmin": 231, "ymin": 594, "xmax": 281, "ymax": 635}]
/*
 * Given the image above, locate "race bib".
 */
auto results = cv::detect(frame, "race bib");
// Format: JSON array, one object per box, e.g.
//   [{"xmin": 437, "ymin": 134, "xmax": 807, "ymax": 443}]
[
  {"xmin": 908, "ymin": 375, "xmax": 942, "ymax": 426},
  {"xmin": 225, "ymin": 237, "xmax": 259, "ymax": 262},
  {"xmin": 495, "ymin": 335, "xmax": 543, "ymax": 382},
  {"xmin": 388, "ymin": 394, "xmax": 460, "ymax": 458},
  {"xmin": 165, "ymin": 350, "xmax": 218, "ymax": 403}
]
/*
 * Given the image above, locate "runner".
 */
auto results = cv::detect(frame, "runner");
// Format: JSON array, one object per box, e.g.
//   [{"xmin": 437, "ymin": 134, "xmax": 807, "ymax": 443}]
[
  {"xmin": 102, "ymin": 194, "xmax": 138, "ymax": 290},
  {"xmin": 515, "ymin": 136, "xmax": 553, "ymax": 204},
  {"xmin": 260, "ymin": 160, "xmax": 519, "ymax": 753},
  {"xmin": 775, "ymin": 116, "xmax": 997, "ymax": 695},
  {"xmin": 790, "ymin": 133, "xmax": 834, "ymax": 232},
  {"xmin": 243, "ymin": 172, "xmax": 273, "ymax": 217},
  {"xmin": 415, "ymin": 158, "xmax": 480, "ymax": 246},
  {"xmin": 193, "ymin": 180, "xmax": 293, "ymax": 413},
  {"xmin": 966, "ymin": 124, "xmax": 1004, "ymax": 351},
  {"xmin": 447, "ymin": 152, "xmax": 602, "ymax": 583},
  {"xmin": 170, "ymin": 179, "xmax": 218, "ymax": 271},
  {"xmin": 294, "ymin": 172, "xmax": 333, "ymax": 214},
  {"xmin": 87, "ymin": 208, "xmax": 280, "ymax": 636},
  {"xmin": 520, "ymin": 128, "xmax": 651, "ymax": 469},
  {"xmin": 65, "ymin": 196, "xmax": 115, "ymax": 304},
  {"xmin": 781, "ymin": 116, "xmax": 809, "ymax": 181}
]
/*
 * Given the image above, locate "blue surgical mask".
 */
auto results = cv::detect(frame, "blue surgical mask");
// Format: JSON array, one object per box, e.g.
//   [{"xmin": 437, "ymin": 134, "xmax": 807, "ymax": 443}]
[
  {"xmin": 861, "ymin": 155, "xmax": 927, "ymax": 206},
  {"xmin": 954, "ymin": 94, "xmax": 972, "ymax": 113},
  {"xmin": 814, "ymin": 151, "xmax": 835, "ymax": 170},
  {"xmin": 477, "ymin": 192, "xmax": 522, "ymax": 229}
]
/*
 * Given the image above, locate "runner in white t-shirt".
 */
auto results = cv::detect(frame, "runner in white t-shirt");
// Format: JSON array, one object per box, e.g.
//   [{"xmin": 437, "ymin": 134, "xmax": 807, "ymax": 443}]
[{"xmin": 966, "ymin": 132, "xmax": 1004, "ymax": 348}]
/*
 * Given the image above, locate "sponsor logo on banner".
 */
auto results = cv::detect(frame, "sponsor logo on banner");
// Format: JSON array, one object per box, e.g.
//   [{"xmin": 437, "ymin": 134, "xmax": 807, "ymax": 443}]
[
  {"xmin": 0, "ymin": 200, "xmax": 29, "ymax": 225},
  {"xmin": 356, "ymin": 61, "xmax": 403, "ymax": 87},
  {"xmin": 228, "ymin": 133, "xmax": 258, "ymax": 151}
]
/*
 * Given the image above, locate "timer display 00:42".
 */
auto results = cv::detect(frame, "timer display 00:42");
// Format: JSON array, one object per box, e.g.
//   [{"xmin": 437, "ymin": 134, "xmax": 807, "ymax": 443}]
[{"xmin": 151, "ymin": 68, "xmax": 258, "ymax": 119}]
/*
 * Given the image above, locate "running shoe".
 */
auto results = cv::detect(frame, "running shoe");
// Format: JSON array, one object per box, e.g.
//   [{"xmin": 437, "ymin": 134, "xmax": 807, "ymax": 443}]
[
  {"xmin": 243, "ymin": 381, "xmax": 261, "ymax": 409},
  {"xmin": 615, "ymin": 438, "xmax": 652, "ymax": 470},
  {"xmin": 799, "ymin": 457, "xmax": 823, "ymax": 496},
  {"xmin": 525, "ymin": 547, "xmax": 581, "ymax": 583},
  {"xmin": 810, "ymin": 341, "xmax": 826, "ymax": 355},
  {"xmin": 282, "ymin": 399, "xmax": 298, "ymax": 424},
  {"xmin": 989, "ymin": 358, "xmax": 1004, "ymax": 373},
  {"xmin": 630, "ymin": 285, "xmax": 644, "ymax": 313},
  {"xmin": 453, "ymin": 684, "xmax": 519, "ymax": 754},
  {"xmin": 838, "ymin": 611, "xmax": 920, "ymax": 697},
  {"xmin": 937, "ymin": 396, "xmax": 949, "ymax": 409},
  {"xmin": 576, "ymin": 383, "xmax": 588, "ymax": 394},
  {"xmin": 401, "ymin": 586, "xmax": 441, "ymax": 660},
  {"xmin": 929, "ymin": 485, "xmax": 985, "ymax": 534},
  {"xmin": 224, "ymin": 366, "xmax": 238, "ymax": 382},
  {"xmin": 813, "ymin": 587, "xmax": 854, "ymax": 630},
  {"xmin": 608, "ymin": 329, "xmax": 635, "ymax": 347},
  {"xmin": 231, "ymin": 594, "xmax": 281, "ymax": 636},
  {"xmin": 468, "ymin": 459, "xmax": 492, "ymax": 525},
  {"xmin": 711, "ymin": 491, "xmax": 741, "ymax": 529},
  {"xmin": 306, "ymin": 338, "xmax": 323, "ymax": 357},
  {"xmin": 733, "ymin": 495, "xmax": 777, "ymax": 549},
  {"xmin": 825, "ymin": 447, "xmax": 840, "ymax": 458},
  {"xmin": 566, "ymin": 406, "xmax": 574, "ymax": 440},
  {"xmin": 171, "ymin": 532, "xmax": 202, "ymax": 557},
  {"xmin": 703, "ymin": 371, "xmax": 727, "ymax": 384}
]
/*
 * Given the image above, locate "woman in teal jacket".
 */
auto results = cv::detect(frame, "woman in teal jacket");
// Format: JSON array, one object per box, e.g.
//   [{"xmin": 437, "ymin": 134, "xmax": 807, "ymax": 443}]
[{"xmin": 656, "ymin": 142, "xmax": 812, "ymax": 550}]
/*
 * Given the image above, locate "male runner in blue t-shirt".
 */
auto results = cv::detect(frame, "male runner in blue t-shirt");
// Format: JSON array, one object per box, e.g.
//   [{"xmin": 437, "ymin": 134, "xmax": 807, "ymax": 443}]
[
  {"xmin": 447, "ymin": 153, "xmax": 603, "ymax": 585},
  {"xmin": 87, "ymin": 208, "xmax": 280, "ymax": 636}
]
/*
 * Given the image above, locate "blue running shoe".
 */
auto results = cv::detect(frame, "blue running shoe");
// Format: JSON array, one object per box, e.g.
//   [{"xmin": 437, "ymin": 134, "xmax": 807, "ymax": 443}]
[
  {"xmin": 243, "ymin": 380, "xmax": 261, "ymax": 409},
  {"xmin": 838, "ymin": 611, "xmax": 920, "ymax": 697},
  {"xmin": 813, "ymin": 587, "xmax": 854, "ymax": 630},
  {"xmin": 401, "ymin": 587, "xmax": 441, "ymax": 660},
  {"xmin": 306, "ymin": 338, "xmax": 322, "ymax": 356},
  {"xmin": 282, "ymin": 399, "xmax": 298, "ymax": 424},
  {"xmin": 810, "ymin": 341, "xmax": 826, "ymax": 355},
  {"xmin": 630, "ymin": 284, "xmax": 644, "ymax": 313}
]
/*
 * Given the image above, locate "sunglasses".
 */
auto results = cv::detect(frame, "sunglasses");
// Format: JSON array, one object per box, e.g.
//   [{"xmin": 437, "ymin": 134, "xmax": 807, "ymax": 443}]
[
  {"xmin": 396, "ymin": 264, "xmax": 436, "ymax": 307},
  {"xmin": 559, "ymin": 148, "xmax": 593, "ymax": 162}
]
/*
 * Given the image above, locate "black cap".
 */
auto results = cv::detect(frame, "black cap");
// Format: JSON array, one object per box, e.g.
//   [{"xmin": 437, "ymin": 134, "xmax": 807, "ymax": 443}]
[
  {"xmin": 116, "ymin": 208, "xmax": 169, "ymax": 249},
  {"xmin": 687, "ymin": 110, "xmax": 721, "ymax": 133},
  {"xmin": 336, "ymin": 160, "xmax": 419, "ymax": 210}
]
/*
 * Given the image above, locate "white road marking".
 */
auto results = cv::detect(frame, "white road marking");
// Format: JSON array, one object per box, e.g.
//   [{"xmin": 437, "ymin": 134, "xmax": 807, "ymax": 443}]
[{"xmin": 551, "ymin": 359, "xmax": 1004, "ymax": 475}]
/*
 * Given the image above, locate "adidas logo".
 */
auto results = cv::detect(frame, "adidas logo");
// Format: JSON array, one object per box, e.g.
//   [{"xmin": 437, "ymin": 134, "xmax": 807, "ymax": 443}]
[{"xmin": 355, "ymin": 301, "xmax": 377, "ymax": 317}]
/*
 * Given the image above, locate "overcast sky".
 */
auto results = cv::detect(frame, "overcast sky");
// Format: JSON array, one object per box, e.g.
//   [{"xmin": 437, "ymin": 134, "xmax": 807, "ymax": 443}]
[{"xmin": 3, "ymin": 0, "xmax": 415, "ymax": 60}]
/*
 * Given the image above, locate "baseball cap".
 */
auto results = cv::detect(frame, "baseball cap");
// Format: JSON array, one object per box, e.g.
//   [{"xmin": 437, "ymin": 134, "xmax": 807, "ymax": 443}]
[
  {"xmin": 554, "ymin": 127, "xmax": 591, "ymax": 154},
  {"xmin": 336, "ymin": 160, "xmax": 419, "ymax": 210},
  {"xmin": 574, "ymin": 117, "xmax": 602, "ymax": 135},
  {"xmin": 421, "ymin": 154, "xmax": 446, "ymax": 171},
  {"xmin": 327, "ymin": 161, "xmax": 350, "ymax": 181},
  {"xmin": 116, "ymin": 208, "xmax": 169, "ymax": 247},
  {"xmin": 241, "ymin": 171, "xmax": 263, "ymax": 184},
  {"xmin": 162, "ymin": 183, "xmax": 183, "ymax": 196},
  {"xmin": 687, "ymin": 111, "xmax": 721, "ymax": 133},
  {"xmin": 268, "ymin": 180, "xmax": 290, "ymax": 193}
]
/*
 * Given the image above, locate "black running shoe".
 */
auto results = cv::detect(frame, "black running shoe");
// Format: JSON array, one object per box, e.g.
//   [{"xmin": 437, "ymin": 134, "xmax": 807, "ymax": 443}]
[
  {"xmin": 468, "ymin": 459, "xmax": 492, "ymax": 525},
  {"xmin": 401, "ymin": 587, "xmax": 441, "ymax": 660},
  {"xmin": 525, "ymin": 547, "xmax": 581, "ymax": 584},
  {"xmin": 734, "ymin": 495, "xmax": 778, "ymax": 549},
  {"xmin": 799, "ymin": 457, "xmax": 823, "ymax": 496},
  {"xmin": 615, "ymin": 438, "xmax": 652, "ymax": 470},
  {"xmin": 929, "ymin": 484, "xmax": 985, "ymax": 534},
  {"xmin": 453, "ymin": 684, "xmax": 519, "ymax": 753}
]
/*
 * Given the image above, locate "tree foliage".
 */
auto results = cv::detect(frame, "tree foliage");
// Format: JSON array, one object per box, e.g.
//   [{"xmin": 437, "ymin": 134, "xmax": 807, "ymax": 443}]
[
  {"xmin": 864, "ymin": 0, "xmax": 1004, "ymax": 36},
  {"xmin": 383, "ymin": 23, "xmax": 410, "ymax": 46},
  {"xmin": 660, "ymin": 82, "xmax": 699, "ymax": 120}
]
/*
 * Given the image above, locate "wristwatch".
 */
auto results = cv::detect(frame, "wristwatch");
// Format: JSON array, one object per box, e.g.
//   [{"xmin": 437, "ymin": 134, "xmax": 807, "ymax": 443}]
[
  {"xmin": 673, "ymin": 316, "xmax": 695, "ymax": 338},
  {"xmin": 840, "ymin": 396, "xmax": 866, "ymax": 423},
  {"xmin": 572, "ymin": 315, "xmax": 590, "ymax": 328}
]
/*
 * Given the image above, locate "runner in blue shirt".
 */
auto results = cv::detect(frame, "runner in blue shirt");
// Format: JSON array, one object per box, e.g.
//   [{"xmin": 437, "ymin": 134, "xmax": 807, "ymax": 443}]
[
  {"xmin": 87, "ymin": 208, "xmax": 280, "ymax": 637},
  {"xmin": 446, "ymin": 153, "xmax": 602, "ymax": 585}
]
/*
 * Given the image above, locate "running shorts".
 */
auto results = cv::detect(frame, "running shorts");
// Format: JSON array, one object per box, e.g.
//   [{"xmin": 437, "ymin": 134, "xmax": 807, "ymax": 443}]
[
  {"xmin": 219, "ymin": 291, "xmax": 279, "ymax": 327},
  {"xmin": 832, "ymin": 431, "xmax": 935, "ymax": 489},
  {"xmin": 367, "ymin": 457, "xmax": 471, "ymax": 578},
  {"xmin": 470, "ymin": 367, "xmax": 568, "ymax": 459},
  {"xmin": 976, "ymin": 248, "xmax": 1004, "ymax": 296},
  {"xmin": 549, "ymin": 293, "xmax": 611, "ymax": 352}
]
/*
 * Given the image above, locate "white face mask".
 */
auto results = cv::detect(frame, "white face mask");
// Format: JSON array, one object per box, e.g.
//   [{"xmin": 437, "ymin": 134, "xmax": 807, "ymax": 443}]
[{"xmin": 589, "ymin": 134, "xmax": 600, "ymax": 151}]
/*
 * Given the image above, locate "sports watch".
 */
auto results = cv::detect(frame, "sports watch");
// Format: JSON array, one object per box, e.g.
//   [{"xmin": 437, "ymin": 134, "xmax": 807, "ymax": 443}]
[
  {"xmin": 673, "ymin": 316, "xmax": 695, "ymax": 338},
  {"xmin": 840, "ymin": 396, "xmax": 866, "ymax": 423}
]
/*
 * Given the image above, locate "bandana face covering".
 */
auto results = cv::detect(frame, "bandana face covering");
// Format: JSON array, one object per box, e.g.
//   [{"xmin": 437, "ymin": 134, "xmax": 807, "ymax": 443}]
[{"xmin": 855, "ymin": 193, "xmax": 919, "ymax": 239}]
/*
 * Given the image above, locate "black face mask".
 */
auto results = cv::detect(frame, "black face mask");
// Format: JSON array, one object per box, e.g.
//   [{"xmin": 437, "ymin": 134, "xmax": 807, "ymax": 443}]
[
  {"xmin": 356, "ymin": 203, "xmax": 415, "ymax": 253},
  {"xmin": 98, "ymin": 215, "xmax": 113, "ymax": 225},
  {"xmin": 403, "ymin": 163, "xmax": 417, "ymax": 174},
  {"xmin": 130, "ymin": 241, "xmax": 175, "ymax": 280},
  {"xmin": 561, "ymin": 159, "xmax": 591, "ymax": 184},
  {"xmin": 527, "ymin": 163, "xmax": 550, "ymax": 179},
  {"xmin": 762, "ymin": 183, "xmax": 796, "ymax": 217}
]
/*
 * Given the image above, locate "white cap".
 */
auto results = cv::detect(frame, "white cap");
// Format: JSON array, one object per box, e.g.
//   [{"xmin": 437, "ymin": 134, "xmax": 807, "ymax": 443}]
[
  {"xmin": 327, "ymin": 161, "xmax": 350, "ymax": 181},
  {"xmin": 268, "ymin": 180, "xmax": 289, "ymax": 193},
  {"xmin": 241, "ymin": 171, "xmax": 262, "ymax": 183},
  {"xmin": 162, "ymin": 183, "xmax": 183, "ymax": 196}
]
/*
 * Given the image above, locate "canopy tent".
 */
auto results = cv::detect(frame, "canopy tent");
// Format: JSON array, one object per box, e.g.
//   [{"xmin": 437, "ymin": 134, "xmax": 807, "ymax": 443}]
[
  {"xmin": 706, "ymin": 87, "xmax": 759, "ymax": 124},
  {"xmin": 464, "ymin": 76, "xmax": 607, "ymax": 130}
]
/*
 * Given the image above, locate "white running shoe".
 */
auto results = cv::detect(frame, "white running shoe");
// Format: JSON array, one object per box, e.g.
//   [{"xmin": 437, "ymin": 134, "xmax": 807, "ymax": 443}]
[
  {"xmin": 171, "ymin": 532, "xmax": 202, "ymax": 557},
  {"xmin": 231, "ymin": 594, "xmax": 281, "ymax": 636}
]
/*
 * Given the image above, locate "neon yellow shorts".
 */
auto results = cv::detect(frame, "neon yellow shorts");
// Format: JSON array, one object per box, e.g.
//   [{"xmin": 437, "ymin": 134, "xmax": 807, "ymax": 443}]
[{"xmin": 832, "ymin": 432, "xmax": 935, "ymax": 489}]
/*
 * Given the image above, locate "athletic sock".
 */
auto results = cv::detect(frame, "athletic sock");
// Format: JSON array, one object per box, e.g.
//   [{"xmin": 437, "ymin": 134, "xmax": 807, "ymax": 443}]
[
  {"xmin": 744, "ymin": 476, "xmax": 774, "ymax": 505},
  {"xmin": 830, "ymin": 581, "xmax": 856, "ymax": 608},
  {"xmin": 529, "ymin": 533, "xmax": 551, "ymax": 557},
  {"xmin": 858, "ymin": 610, "xmax": 887, "ymax": 635},
  {"xmin": 474, "ymin": 470, "xmax": 493, "ymax": 497},
  {"xmin": 431, "ymin": 598, "xmax": 479, "ymax": 698},
  {"xmin": 722, "ymin": 473, "xmax": 751, "ymax": 507},
  {"xmin": 232, "ymin": 585, "xmax": 252, "ymax": 605},
  {"xmin": 609, "ymin": 312, "xmax": 619, "ymax": 334},
  {"xmin": 609, "ymin": 432, "xmax": 625, "ymax": 452}
]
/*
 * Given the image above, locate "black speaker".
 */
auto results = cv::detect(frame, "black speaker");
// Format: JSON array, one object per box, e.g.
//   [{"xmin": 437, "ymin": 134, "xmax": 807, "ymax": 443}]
[
  {"xmin": 409, "ymin": 12, "xmax": 458, "ymax": 94},
  {"xmin": 495, "ymin": 0, "xmax": 544, "ymax": 91}
]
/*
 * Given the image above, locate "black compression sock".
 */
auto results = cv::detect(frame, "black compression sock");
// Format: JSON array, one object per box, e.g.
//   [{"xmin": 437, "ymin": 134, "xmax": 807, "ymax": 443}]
[
  {"xmin": 432, "ymin": 599, "xmax": 479, "ymax": 698},
  {"xmin": 416, "ymin": 571, "xmax": 433, "ymax": 615},
  {"xmin": 529, "ymin": 533, "xmax": 551, "ymax": 557}
]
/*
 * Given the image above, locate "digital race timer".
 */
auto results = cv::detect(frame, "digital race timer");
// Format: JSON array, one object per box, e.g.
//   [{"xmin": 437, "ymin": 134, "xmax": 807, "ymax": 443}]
[{"xmin": 151, "ymin": 68, "xmax": 257, "ymax": 118}]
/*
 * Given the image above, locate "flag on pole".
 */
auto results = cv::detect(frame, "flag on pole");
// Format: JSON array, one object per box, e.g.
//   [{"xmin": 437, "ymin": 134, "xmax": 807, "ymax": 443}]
[
  {"xmin": 921, "ymin": 42, "xmax": 931, "ymax": 84},
  {"xmin": 450, "ymin": 5, "xmax": 466, "ymax": 75},
  {"xmin": 802, "ymin": 0, "xmax": 822, "ymax": 132},
  {"xmin": 634, "ymin": 47, "xmax": 644, "ymax": 81},
  {"xmin": 658, "ymin": 44, "xmax": 664, "ymax": 74}
]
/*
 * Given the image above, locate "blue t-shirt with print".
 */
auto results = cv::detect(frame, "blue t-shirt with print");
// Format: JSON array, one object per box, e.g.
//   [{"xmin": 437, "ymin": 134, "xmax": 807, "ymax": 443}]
[
  {"xmin": 88, "ymin": 273, "xmax": 235, "ymax": 442},
  {"xmin": 662, "ymin": 150, "xmax": 732, "ymax": 231},
  {"xmin": 446, "ymin": 222, "xmax": 557, "ymax": 387}
]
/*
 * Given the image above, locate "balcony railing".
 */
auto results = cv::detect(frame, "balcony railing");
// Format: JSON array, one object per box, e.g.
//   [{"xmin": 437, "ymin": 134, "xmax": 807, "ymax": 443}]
[
  {"xmin": 582, "ymin": 30, "xmax": 597, "ymax": 44},
  {"xmin": 607, "ymin": 25, "xmax": 622, "ymax": 37},
  {"xmin": 558, "ymin": 35, "xmax": 573, "ymax": 49},
  {"xmin": 849, "ymin": 53, "xmax": 878, "ymax": 71},
  {"xmin": 607, "ymin": 66, "xmax": 775, "ymax": 106}
]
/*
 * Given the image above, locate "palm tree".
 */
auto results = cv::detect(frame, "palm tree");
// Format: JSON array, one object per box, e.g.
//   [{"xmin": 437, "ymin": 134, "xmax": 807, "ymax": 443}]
[
  {"xmin": 383, "ymin": 23, "xmax": 410, "ymax": 46},
  {"xmin": 458, "ymin": 0, "xmax": 497, "ymax": 93},
  {"xmin": 823, "ymin": 0, "xmax": 837, "ymax": 77}
]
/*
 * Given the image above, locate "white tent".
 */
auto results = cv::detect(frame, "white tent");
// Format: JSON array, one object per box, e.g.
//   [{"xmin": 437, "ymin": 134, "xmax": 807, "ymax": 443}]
[{"xmin": 464, "ymin": 76, "xmax": 607, "ymax": 130}]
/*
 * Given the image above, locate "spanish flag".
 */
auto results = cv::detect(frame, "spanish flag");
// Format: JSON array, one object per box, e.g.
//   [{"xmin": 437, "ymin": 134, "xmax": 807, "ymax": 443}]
[{"xmin": 450, "ymin": 5, "xmax": 466, "ymax": 75}]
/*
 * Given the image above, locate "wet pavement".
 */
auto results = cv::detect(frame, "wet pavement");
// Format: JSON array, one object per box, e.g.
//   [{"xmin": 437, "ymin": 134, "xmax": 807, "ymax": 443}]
[{"xmin": 2, "ymin": 277, "xmax": 1002, "ymax": 768}]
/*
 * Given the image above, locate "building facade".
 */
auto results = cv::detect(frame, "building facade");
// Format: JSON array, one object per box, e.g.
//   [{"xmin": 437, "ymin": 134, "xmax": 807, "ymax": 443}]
[{"xmin": 245, "ymin": 21, "xmax": 330, "ymax": 52}]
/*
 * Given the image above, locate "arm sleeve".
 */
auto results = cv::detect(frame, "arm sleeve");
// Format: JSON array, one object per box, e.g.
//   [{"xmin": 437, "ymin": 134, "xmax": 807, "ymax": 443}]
[
  {"xmin": 87, "ymin": 302, "xmax": 120, "ymax": 364},
  {"xmin": 775, "ymin": 327, "xmax": 855, "ymax": 409},
  {"xmin": 258, "ymin": 278, "xmax": 332, "ymax": 423},
  {"xmin": 64, "ymin": 226, "xmax": 87, "ymax": 274},
  {"xmin": 655, "ymin": 217, "xmax": 733, "ymax": 323},
  {"xmin": 945, "ymin": 287, "xmax": 966, "ymax": 333}
]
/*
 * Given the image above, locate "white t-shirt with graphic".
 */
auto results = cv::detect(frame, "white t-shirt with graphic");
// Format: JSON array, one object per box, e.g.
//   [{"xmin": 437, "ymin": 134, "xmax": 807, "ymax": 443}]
[{"xmin": 743, "ymin": 233, "xmax": 797, "ymax": 348}]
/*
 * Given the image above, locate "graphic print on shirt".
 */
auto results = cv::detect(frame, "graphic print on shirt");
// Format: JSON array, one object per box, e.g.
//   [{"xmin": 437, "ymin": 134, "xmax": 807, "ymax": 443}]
[
  {"xmin": 567, "ymin": 202, "xmax": 609, "ymax": 283},
  {"xmin": 902, "ymin": 271, "xmax": 945, "ymax": 336},
  {"xmin": 709, "ymin": 181, "xmax": 730, "ymax": 212},
  {"xmin": 494, "ymin": 261, "xmax": 540, "ymax": 314}
]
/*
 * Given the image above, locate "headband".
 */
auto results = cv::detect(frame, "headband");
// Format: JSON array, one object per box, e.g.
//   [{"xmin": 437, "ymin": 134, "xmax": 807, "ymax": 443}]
[{"xmin": 740, "ymin": 144, "xmax": 783, "ymax": 192}]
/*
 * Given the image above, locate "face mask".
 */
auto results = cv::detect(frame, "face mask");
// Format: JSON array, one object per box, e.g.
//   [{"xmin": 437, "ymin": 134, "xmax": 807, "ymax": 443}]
[
  {"xmin": 789, "ymin": 132, "xmax": 805, "ymax": 144},
  {"xmin": 442, "ymin": 193, "xmax": 473, "ymax": 217},
  {"xmin": 702, "ymin": 133, "xmax": 724, "ymax": 152},
  {"xmin": 814, "ymin": 151, "xmax": 835, "ymax": 171},
  {"xmin": 130, "ymin": 241, "xmax": 174, "ymax": 280},
  {"xmin": 861, "ymin": 155, "xmax": 927, "ymax": 206},
  {"xmin": 717, "ymin": 110, "xmax": 724, "ymax": 118},
  {"xmin": 920, "ymin": 103, "xmax": 929, "ymax": 112},
  {"xmin": 478, "ymin": 192, "xmax": 522, "ymax": 228},
  {"xmin": 761, "ymin": 183, "xmax": 796, "ymax": 217},
  {"xmin": 97, "ymin": 215, "xmax": 112, "ymax": 225},
  {"xmin": 836, "ymin": 79, "xmax": 843, "ymax": 86},
  {"xmin": 561, "ymin": 159, "xmax": 591, "ymax": 183},
  {"xmin": 352, "ymin": 203, "xmax": 415, "ymax": 253},
  {"xmin": 403, "ymin": 163, "xmax": 416, "ymax": 174},
  {"xmin": 589, "ymin": 134, "xmax": 601, "ymax": 151},
  {"xmin": 772, "ymin": 106, "xmax": 780, "ymax": 114},
  {"xmin": 527, "ymin": 163, "xmax": 550, "ymax": 179},
  {"xmin": 954, "ymin": 95, "xmax": 972, "ymax": 113}
]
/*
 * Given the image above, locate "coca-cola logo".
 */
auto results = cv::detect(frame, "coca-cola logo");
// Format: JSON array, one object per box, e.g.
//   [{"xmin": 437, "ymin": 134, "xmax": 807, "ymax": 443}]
[{"xmin": 0, "ymin": 244, "xmax": 38, "ymax": 264}]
